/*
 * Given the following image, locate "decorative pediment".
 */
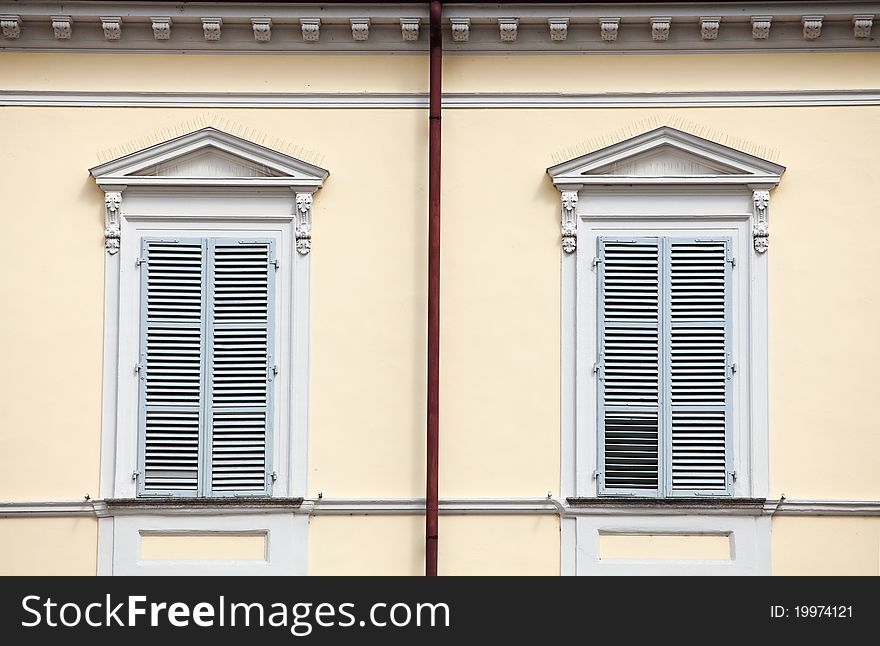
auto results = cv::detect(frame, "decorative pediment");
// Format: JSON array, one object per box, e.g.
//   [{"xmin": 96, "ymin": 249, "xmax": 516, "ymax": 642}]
[
  {"xmin": 90, "ymin": 127, "xmax": 329, "ymax": 190},
  {"xmin": 547, "ymin": 127, "xmax": 785, "ymax": 187}
]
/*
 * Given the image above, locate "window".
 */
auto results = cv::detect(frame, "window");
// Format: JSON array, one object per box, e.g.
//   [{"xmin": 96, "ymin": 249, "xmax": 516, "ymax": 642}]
[
  {"xmin": 549, "ymin": 126, "xmax": 784, "ymax": 574},
  {"xmin": 597, "ymin": 235, "xmax": 732, "ymax": 496},
  {"xmin": 137, "ymin": 237, "xmax": 277, "ymax": 497},
  {"xmin": 90, "ymin": 127, "xmax": 326, "ymax": 574}
]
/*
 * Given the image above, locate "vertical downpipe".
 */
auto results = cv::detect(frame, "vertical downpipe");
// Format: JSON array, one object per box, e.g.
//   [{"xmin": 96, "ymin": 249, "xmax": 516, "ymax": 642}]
[{"xmin": 426, "ymin": 0, "xmax": 442, "ymax": 577}]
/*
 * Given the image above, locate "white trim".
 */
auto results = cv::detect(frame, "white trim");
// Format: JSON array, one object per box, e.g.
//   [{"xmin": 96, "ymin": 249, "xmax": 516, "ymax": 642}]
[
  {"xmin": 110, "ymin": 513, "xmax": 307, "ymax": 576},
  {"xmin": 575, "ymin": 514, "xmax": 771, "ymax": 575},
  {"xmin": 3, "ymin": 89, "xmax": 880, "ymax": 109},
  {"xmin": 4, "ymin": 498, "xmax": 880, "ymax": 517},
  {"xmin": 90, "ymin": 127, "xmax": 328, "ymax": 189}
]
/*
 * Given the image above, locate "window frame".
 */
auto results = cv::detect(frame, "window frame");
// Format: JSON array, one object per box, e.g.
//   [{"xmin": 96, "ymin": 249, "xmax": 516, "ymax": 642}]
[
  {"xmin": 132, "ymin": 231, "xmax": 282, "ymax": 498},
  {"xmin": 91, "ymin": 128, "xmax": 328, "ymax": 503},
  {"xmin": 548, "ymin": 127, "xmax": 784, "ymax": 504},
  {"xmin": 589, "ymin": 221, "xmax": 745, "ymax": 498}
]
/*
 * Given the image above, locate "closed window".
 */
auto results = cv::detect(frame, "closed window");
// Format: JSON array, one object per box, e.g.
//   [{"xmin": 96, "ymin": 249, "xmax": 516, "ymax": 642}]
[
  {"xmin": 91, "ymin": 127, "xmax": 327, "ymax": 503},
  {"xmin": 597, "ymin": 236, "xmax": 733, "ymax": 496},
  {"xmin": 137, "ymin": 237, "xmax": 277, "ymax": 497}
]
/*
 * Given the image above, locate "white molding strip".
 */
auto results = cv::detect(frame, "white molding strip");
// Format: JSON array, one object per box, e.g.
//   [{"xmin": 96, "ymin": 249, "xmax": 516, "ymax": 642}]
[
  {"xmin": 2, "ymin": 89, "xmax": 879, "ymax": 109},
  {"xmin": 2, "ymin": 497, "xmax": 880, "ymax": 517},
  {"xmin": 0, "ymin": 500, "xmax": 98, "ymax": 516}
]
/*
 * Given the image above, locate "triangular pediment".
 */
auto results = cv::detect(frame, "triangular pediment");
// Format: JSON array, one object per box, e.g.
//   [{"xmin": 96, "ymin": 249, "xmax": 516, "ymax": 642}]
[
  {"xmin": 548, "ymin": 127, "xmax": 784, "ymax": 187},
  {"xmin": 91, "ymin": 127, "xmax": 328, "ymax": 189},
  {"xmin": 586, "ymin": 145, "xmax": 742, "ymax": 177},
  {"xmin": 131, "ymin": 148, "xmax": 285, "ymax": 178}
]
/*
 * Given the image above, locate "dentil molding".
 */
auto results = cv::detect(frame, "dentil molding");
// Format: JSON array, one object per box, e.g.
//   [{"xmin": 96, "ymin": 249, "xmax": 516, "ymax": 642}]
[
  {"xmin": 0, "ymin": 14, "xmax": 19, "ymax": 38},
  {"xmin": 3, "ymin": 3, "xmax": 878, "ymax": 53},
  {"xmin": 150, "ymin": 16, "xmax": 171, "ymax": 40}
]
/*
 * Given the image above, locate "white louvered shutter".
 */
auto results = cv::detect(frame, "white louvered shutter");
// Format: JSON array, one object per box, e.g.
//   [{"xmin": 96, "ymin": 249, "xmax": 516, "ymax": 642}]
[
  {"xmin": 597, "ymin": 236, "xmax": 732, "ymax": 497},
  {"xmin": 664, "ymin": 237, "xmax": 732, "ymax": 496},
  {"xmin": 137, "ymin": 238, "xmax": 206, "ymax": 496},
  {"xmin": 597, "ymin": 238, "xmax": 662, "ymax": 495},
  {"xmin": 206, "ymin": 239, "xmax": 276, "ymax": 496},
  {"xmin": 137, "ymin": 237, "xmax": 276, "ymax": 497}
]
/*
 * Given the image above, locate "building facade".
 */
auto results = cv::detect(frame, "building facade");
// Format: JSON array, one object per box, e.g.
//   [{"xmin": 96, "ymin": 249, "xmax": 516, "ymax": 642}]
[{"xmin": 0, "ymin": 0, "xmax": 878, "ymax": 575}]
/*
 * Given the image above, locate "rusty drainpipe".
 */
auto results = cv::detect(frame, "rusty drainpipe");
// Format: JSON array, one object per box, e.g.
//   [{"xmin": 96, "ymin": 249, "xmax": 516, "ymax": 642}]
[{"xmin": 426, "ymin": 0, "xmax": 442, "ymax": 577}]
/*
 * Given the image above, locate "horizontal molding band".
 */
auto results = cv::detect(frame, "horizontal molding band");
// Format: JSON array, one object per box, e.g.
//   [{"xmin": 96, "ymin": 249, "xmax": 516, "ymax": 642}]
[
  {"xmin": 4, "ymin": 3, "xmax": 877, "ymax": 21},
  {"xmin": 1, "ymin": 3, "xmax": 877, "ymax": 53},
  {"xmin": 2, "ymin": 89, "xmax": 880, "ymax": 109},
  {"xmin": 2, "ymin": 497, "xmax": 879, "ymax": 517}
]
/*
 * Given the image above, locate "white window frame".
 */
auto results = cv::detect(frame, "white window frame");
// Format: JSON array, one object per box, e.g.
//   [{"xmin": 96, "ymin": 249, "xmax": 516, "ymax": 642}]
[
  {"xmin": 548, "ymin": 127, "xmax": 784, "ymax": 575},
  {"xmin": 90, "ymin": 128, "xmax": 327, "ymax": 575}
]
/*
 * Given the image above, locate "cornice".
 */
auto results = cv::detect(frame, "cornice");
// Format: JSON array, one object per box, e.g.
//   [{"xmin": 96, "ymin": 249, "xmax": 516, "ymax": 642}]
[{"xmin": 1, "ymin": 2, "xmax": 877, "ymax": 53}]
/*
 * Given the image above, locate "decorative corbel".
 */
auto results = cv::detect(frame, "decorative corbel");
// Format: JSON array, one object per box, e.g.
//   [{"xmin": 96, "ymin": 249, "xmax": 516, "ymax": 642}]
[
  {"xmin": 700, "ymin": 16, "xmax": 720, "ymax": 40},
  {"xmin": 561, "ymin": 191, "xmax": 578, "ymax": 254},
  {"xmin": 853, "ymin": 14, "xmax": 874, "ymax": 38},
  {"xmin": 752, "ymin": 190, "xmax": 770, "ymax": 253},
  {"xmin": 600, "ymin": 18, "xmax": 619, "ymax": 42},
  {"xmin": 51, "ymin": 16, "xmax": 72, "ymax": 40},
  {"xmin": 802, "ymin": 15, "xmax": 823, "ymax": 40},
  {"xmin": 751, "ymin": 16, "xmax": 772, "ymax": 40},
  {"xmin": 202, "ymin": 18, "xmax": 222, "ymax": 41},
  {"xmin": 499, "ymin": 18, "xmax": 519, "ymax": 42},
  {"xmin": 351, "ymin": 18, "xmax": 370, "ymax": 41},
  {"xmin": 151, "ymin": 16, "xmax": 171, "ymax": 40},
  {"xmin": 301, "ymin": 18, "xmax": 320, "ymax": 43},
  {"xmin": 252, "ymin": 18, "xmax": 272, "ymax": 42},
  {"xmin": 450, "ymin": 18, "xmax": 470, "ymax": 42},
  {"xmin": 549, "ymin": 18, "xmax": 569, "ymax": 41},
  {"xmin": 295, "ymin": 193, "xmax": 313, "ymax": 255},
  {"xmin": 1, "ymin": 15, "xmax": 21, "ymax": 39},
  {"xmin": 651, "ymin": 17, "xmax": 671, "ymax": 41},
  {"xmin": 100, "ymin": 17, "xmax": 122, "ymax": 41},
  {"xmin": 104, "ymin": 191, "xmax": 122, "ymax": 255},
  {"xmin": 401, "ymin": 18, "xmax": 420, "ymax": 41}
]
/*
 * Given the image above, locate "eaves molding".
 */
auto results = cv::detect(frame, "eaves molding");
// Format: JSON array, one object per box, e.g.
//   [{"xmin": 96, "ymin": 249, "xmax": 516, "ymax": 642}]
[{"xmin": 1, "ymin": 2, "xmax": 877, "ymax": 53}]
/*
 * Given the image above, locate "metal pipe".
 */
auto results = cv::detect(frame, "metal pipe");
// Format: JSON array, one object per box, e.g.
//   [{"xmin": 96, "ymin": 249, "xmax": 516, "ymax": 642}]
[{"xmin": 426, "ymin": 0, "xmax": 442, "ymax": 577}]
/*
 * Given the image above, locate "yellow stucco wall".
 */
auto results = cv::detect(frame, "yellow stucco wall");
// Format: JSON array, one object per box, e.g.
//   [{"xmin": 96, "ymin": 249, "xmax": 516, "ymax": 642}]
[
  {"xmin": 772, "ymin": 517, "xmax": 880, "ymax": 575},
  {"xmin": 0, "ymin": 518, "xmax": 97, "ymax": 575},
  {"xmin": 308, "ymin": 515, "xmax": 558, "ymax": 575},
  {"xmin": 1, "ymin": 50, "xmax": 878, "ymax": 574}
]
